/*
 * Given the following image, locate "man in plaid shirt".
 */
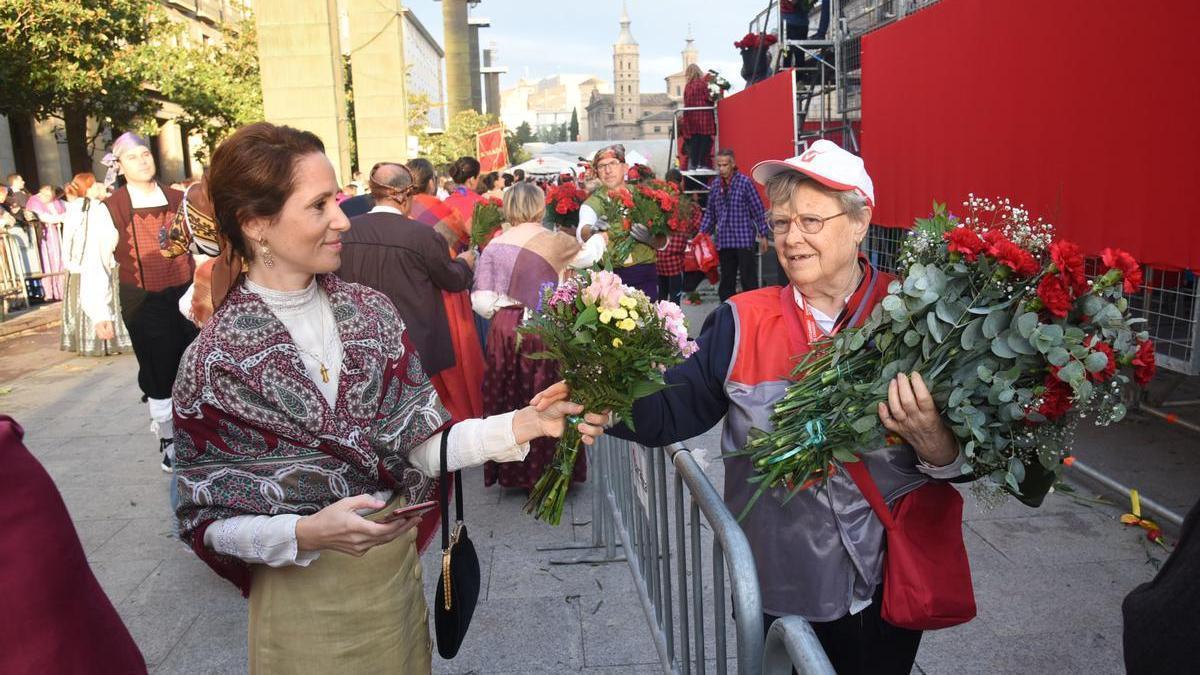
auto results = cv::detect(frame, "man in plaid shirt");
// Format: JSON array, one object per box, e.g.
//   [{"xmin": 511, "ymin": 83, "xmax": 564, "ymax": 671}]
[{"xmin": 699, "ymin": 149, "xmax": 769, "ymax": 301}]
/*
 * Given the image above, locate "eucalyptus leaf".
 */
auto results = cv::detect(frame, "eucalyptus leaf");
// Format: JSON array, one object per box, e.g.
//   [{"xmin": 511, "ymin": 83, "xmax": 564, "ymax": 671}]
[
  {"xmin": 949, "ymin": 387, "xmax": 967, "ymax": 408},
  {"xmin": 1015, "ymin": 312, "xmax": 1040, "ymax": 339},
  {"xmin": 961, "ymin": 317, "xmax": 984, "ymax": 351},
  {"xmin": 1058, "ymin": 360, "xmax": 1085, "ymax": 384},
  {"xmin": 881, "ymin": 295, "xmax": 903, "ymax": 312},
  {"xmin": 1047, "ymin": 347, "xmax": 1071, "ymax": 367},
  {"xmin": 904, "ymin": 330, "xmax": 921, "ymax": 347},
  {"xmin": 1006, "ymin": 332, "xmax": 1038, "ymax": 356},
  {"xmin": 991, "ymin": 335, "xmax": 1018, "ymax": 359},
  {"xmin": 983, "ymin": 310, "xmax": 1007, "ymax": 339},
  {"xmin": 927, "ymin": 312, "xmax": 946, "ymax": 344},
  {"xmin": 1084, "ymin": 351, "xmax": 1111, "ymax": 373},
  {"xmin": 1008, "ymin": 458, "xmax": 1027, "ymax": 484}
]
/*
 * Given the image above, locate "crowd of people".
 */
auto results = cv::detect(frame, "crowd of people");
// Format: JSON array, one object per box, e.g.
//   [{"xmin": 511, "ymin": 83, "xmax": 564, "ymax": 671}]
[{"xmin": 7, "ymin": 113, "xmax": 988, "ymax": 674}]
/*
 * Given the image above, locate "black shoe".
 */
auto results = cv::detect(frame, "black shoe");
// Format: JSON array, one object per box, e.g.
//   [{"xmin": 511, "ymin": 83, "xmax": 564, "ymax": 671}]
[{"xmin": 159, "ymin": 438, "xmax": 174, "ymax": 473}]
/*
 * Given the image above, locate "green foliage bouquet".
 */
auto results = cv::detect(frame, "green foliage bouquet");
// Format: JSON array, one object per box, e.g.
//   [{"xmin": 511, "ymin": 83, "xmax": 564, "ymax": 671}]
[
  {"xmin": 598, "ymin": 181, "xmax": 683, "ymax": 269},
  {"xmin": 520, "ymin": 269, "xmax": 697, "ymax": 524},
  {"xmin": 741, "ymin": 197, "xmax": 1156, "ymax": 516},
  {"xmin": 469, "ymin": 197, "xmax": 505, "ymax": 249}
]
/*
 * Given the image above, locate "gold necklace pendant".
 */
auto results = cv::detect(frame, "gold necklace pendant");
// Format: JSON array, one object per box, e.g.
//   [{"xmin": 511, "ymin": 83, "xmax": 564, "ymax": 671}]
[{"xmin": 319, "ymin": 363, "xmax": 330, "ymax": 383}]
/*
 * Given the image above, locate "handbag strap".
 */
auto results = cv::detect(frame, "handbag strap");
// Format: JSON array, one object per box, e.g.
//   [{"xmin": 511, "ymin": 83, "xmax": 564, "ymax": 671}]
[
  {"xmin": 439, "ymin": 430, "xmax": 465, "ymax": 551},
  {"xmin": 842, "ymin": 459, "xmax": 896, "ymax": 530}
]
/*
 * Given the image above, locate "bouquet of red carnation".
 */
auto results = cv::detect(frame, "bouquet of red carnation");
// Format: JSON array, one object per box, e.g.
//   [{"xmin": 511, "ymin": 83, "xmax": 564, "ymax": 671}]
[
  {"xmin": 545, "ymin": 183, "xmax": 588, "ymax": 229},
  {"xmin": 626, "ymin": 164, "xmax": 655, "ymax": 183},
  {"xmin": 734, "ymin": 32, "xmax": 779, "ymax": 50},
  {"xmin": 740, "ymin": 197, "xmax": 1155, "ymax": 516},
  {"xmin": 469, "ymin": 197, "xmax": 505, "ymax": 249},
  {"xmin": 598, "ymin": 180, "xmax": 682, "ymax": 268}
]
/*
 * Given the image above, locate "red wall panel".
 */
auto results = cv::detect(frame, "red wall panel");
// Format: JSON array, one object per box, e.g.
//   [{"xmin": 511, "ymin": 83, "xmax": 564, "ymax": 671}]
[{"xmin": 862, "ymin": 0, "xmax": 1200, "ymax": 268}]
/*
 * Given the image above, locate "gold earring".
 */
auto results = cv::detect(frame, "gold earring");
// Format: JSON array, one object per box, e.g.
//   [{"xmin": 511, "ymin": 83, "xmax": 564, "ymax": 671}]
[{"xmin": 260, "ymin": 238, "xmax": 275, "ymax": 268}]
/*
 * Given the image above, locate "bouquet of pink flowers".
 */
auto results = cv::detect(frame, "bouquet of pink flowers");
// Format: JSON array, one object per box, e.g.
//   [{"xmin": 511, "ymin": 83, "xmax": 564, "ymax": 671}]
[
  {"xmin": 520, "ymin": 270, "xmax": 697, "ymax": 524},
  {"xmin": 740, "ymin": 197, "xmax": 1155, "ymax": 516}
]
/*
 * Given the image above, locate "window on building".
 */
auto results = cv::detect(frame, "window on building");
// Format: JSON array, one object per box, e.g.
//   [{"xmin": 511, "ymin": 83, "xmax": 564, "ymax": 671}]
[{"xmin": 654, "ymin": 126, "xmax": 661, "ymax": 133}]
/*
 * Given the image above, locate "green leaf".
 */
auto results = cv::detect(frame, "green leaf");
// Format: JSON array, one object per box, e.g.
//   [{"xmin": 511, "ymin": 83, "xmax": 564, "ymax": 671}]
[
  {"xmin": 630, "ymin": 380, "xmax": 668, "ymax": 399},
  {"xmin": 960, "ymin": 317, "xmax": 984, "ymax": 351},
  {"xmin": 977, "ymin": 365, "xmax": 994, "ymax": 383},
  {"xmin": 851, "ymin": 414, "xmax": 879, "ymax": 434},
  {"xmin": 1058, "ymin": 360, "xmax": 1085, "ymax": 384},
  {"xmin": 1015, "ymin": 312, "xmax": 1040, "ymax": 339},
  {"xmin": 904, "ymin": 330, "xmax": 921, "ymax": 347},
  {"xmin": 927, "ymin": 311, "xmax": 946, "ymax": 344},
  {"xmin": 1047, "ymin": 347, "xmax": 1071, "ymax": 367},
  {"xmin": 935, "ymin": 298, "xmax": 965, "ymax": 326},
  {"xmin": 881, "ymin": 295, "xmax": 903, "ymax": 312},
  {"xmin": 948, "ymin": 387, "xmax": 967, "ymax": 408},
  {"xmin": 1084, "ymin": 351, "xmax": 1110, "ymax": 373},
  {"xmin": 522, "ymin": 351, "xmax": 557, "ymax": 360},
  {"xmin": 573, "ymin": 305, "xmax": 598, "ymax": 331},
  {"xmin": 991, "ymin": 335, "xmax": 1018, "ymax": 359},
  {"xmin": 1008, "ymin": 458, "xmax": 1026, "ymax": 484},
  {"xmin": 1006, "ymin": 332, "xmax": 1038, "ymax": 356},
  {"xmin": 983, "ymin": 309, "xmax": 1007, "ymax": 339}
]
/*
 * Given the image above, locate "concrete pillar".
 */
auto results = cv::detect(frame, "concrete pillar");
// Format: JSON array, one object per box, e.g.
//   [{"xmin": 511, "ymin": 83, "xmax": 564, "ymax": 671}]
[
  {"xmin": 467, "ymin": 19, "xmax": 485, "ymax": 114},
  {"xmin": 442, "ymin": 0, "xmax": 471, "ymax": 119},
  {"xmin": 255, "ymin": 0, "xmax": 352, "ymax": 184},
  {"xmin": 482, "ymin": 45, "xmax": 506, "ymax": 119},
  {"xmin": 347, "ymin": 0, "xmax": 410, "ymax": 169}
]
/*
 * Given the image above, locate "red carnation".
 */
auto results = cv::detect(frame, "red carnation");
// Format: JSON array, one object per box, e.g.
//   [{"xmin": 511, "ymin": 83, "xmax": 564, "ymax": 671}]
[
  {"xmin": 555, "ymin": 201, "xmax": 570, "ymax": 215},
  {"xmin": 1038, "ymin": 374, "xmax": 1073, "ymax": 421},
  {"xmin": 1037, "ymin": 274, "xmax": 1072, "ymax": 318},
  {"xmin": 944, "ymin": 227, "xmax": 986, "ymax": 261},
  {"xmin": 1100, "ymin": 248, "xmax": 1143, "ymax": 293},
  {"xmin": 1050, "ymin": 240, "xmax": 1088, "ymax": 296},
  {"xmin": 1086, "ymin": 338, "xmax": 1117, "ymax": 383},
  {"xmin": 1132, "ymin": 339, "xmax": 1156, "ymax": 387},
  {"xmin": 989, "ymin": 238, "xmax": 1040, "ymax": 277}
]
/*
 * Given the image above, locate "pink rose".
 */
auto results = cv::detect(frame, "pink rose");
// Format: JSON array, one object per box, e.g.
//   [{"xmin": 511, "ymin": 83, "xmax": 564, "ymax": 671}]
[{"xmin": 583, "ymin": 270, "xmax": 626, "ymax": 310}]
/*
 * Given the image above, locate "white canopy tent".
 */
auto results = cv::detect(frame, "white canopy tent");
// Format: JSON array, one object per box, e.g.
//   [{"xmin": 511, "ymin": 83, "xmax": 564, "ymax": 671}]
[{"xmin": 509, "ymin": 155, "xmax": 580, "ymax": 176}]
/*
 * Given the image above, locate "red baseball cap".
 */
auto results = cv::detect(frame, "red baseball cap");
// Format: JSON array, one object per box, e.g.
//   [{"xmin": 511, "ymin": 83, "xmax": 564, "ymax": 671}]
[{"xmin": 751, "ymin": 139, "xmax": 875, "ymax": 207}]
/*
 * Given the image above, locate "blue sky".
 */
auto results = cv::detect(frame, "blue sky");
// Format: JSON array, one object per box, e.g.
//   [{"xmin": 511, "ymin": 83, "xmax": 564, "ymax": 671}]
[{"xmin": 401, "ymin": 0, "xmax": 764, "ymax": 94}]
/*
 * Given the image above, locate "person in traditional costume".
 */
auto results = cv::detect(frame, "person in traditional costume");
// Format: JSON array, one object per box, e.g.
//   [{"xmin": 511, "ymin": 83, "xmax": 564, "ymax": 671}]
[
  {"xmin": 442, "ymin": 155, "xmax": 487, "ymax": 229},
  {"xmin": 536, "ymin": 140, "xmax": 967, "ymax": 675},
  {"xmin": 25, "ymin": 184, "xmax": 67, "ymax": 301},
  {"xmin": 576, "ymin": 144, "xmax": 668, "ymax": 300},
  {"xmin": 172, "ymin": 122, "xmax": 608, "ymax": 673},
  {"xmin": 471, "ymin": 182, "xmax": 586, "ymax": 490},
  {"xmin": 401, "ymin": 157, "xmax": 486, "ymax": 419},
  {"xmin": 80, "ymin": 132, "xmax": 195, "ymax": 472},
  {"xmin": 59, "ymin": 173, "xmax": 131, "ymax": 355}
]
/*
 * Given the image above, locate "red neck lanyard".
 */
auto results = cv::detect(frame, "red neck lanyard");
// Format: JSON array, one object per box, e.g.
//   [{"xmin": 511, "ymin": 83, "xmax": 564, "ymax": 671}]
[{"xmin": 794, "ymin": 262, "xmax": 873, "ymax": 344}]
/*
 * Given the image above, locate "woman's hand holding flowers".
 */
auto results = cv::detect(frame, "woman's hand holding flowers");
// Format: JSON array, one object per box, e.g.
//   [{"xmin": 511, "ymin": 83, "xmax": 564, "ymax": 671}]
[{"xmin": 877, "ymin": 372, "xmax": 959, "ymax": 467}]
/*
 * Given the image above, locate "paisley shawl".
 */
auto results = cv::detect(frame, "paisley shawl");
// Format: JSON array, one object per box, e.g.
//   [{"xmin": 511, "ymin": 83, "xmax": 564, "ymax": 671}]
[{"xmin": 172, "ymin": 274, "xmax": 450, "ymax": 595}]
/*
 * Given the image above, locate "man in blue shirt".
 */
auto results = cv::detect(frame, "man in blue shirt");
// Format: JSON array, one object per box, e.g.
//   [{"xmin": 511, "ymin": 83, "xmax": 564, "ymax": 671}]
[{"xmin": 699, "ymin": 149, "xmax": 770, "ymax": 301}]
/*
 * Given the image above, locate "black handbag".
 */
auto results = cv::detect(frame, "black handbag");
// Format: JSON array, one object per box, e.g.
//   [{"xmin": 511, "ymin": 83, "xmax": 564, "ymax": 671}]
[{"xmin": 433, "ymin": 432, "xmax": 480, "ymax": 659}]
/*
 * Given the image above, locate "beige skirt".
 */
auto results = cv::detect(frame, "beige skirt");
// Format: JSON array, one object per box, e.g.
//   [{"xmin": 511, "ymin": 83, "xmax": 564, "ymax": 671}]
[{"xmin": 247, "ymin": 500, "xmax": 432, "ymax": 674}]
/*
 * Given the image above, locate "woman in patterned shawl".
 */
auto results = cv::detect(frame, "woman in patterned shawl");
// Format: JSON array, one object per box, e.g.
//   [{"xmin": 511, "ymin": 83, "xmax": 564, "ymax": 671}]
[{"xmin": 172, "ymin": 122, "xmax": 608, "ymax": 673}]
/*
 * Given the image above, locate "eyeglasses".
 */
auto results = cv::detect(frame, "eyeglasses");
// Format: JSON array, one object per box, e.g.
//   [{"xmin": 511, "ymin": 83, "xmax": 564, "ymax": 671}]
[
  {"xmin": 770, "ymin": 210, "xmax": 846, "ymax": 235},
  {"xmin": 596, "ymin": 160, "xmax": 624, "ymax": 172}
]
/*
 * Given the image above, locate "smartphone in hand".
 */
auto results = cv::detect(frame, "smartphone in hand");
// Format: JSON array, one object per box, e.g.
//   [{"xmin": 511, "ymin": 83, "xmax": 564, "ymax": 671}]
[{"xmin": 379, "ymin": 500, "xmax": 438, "ymax": 524}]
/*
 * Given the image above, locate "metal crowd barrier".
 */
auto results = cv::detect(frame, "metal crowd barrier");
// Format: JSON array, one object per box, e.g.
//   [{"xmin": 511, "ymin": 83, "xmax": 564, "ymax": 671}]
[
  {"xmin": 762, "ymin": 617, "xmax": 836, "ymax": 675},
  {"xmin": 550, "ymin": 436, "xmax": 831, "ymax": 674}
]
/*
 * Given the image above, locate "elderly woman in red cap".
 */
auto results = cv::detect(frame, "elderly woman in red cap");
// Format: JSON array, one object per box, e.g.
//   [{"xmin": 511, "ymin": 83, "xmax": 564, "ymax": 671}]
[{"xmin": 540, "ymin": 139, "xmax": 968, "ymax": 674}]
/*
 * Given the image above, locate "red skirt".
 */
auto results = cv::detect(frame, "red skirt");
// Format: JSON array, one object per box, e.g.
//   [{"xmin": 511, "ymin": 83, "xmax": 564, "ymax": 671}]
[{"xmin": 482, "ymin": 307, "xmax": 587, "ymax": 489}]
